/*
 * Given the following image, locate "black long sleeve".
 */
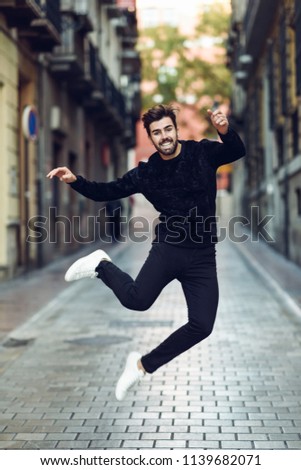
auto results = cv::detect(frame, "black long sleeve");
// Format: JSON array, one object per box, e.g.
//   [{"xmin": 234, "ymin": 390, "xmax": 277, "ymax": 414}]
[
  {"xmin": 69, "ymin": 168, "xmax": 139, "ymax": 201},
  {"xmin": 203, "ymin": 127, "xmax": 246, "ymax": 168}
]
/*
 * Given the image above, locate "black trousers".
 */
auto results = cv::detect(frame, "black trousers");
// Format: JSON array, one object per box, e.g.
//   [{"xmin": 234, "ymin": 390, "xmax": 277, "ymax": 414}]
[{"xmin": 96, "ymin": 242, "xmax": 219, "ymax": 374}]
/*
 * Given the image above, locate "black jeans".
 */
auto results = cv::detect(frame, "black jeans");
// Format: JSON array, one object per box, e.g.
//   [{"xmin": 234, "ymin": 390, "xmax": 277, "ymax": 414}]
[{"xmin": 96, "ymin": 242, "xmax": 219, "ymax": 374}]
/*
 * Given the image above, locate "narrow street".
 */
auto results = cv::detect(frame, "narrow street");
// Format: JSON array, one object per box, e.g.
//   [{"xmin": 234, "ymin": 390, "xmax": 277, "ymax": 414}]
[{"xmin": 0, "ymin": 200, "xmax": 301, "ymax": 450}]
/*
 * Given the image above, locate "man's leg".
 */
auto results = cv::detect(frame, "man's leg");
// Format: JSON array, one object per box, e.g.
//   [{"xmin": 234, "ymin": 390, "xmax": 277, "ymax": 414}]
[
  {"xmin": 96, "ymin": 242, "xmax": 180, "ymax": 401},
  {"xmin": 141, "ymin": 245, "xmax": 219, "ymax": 373},
  {"xmin": 96, "ymin": 243, "xmax": 176, "ymax": 311},
  {"xmin": 65, "ymin": 243, "xmax": 176, "ymax": 309}
]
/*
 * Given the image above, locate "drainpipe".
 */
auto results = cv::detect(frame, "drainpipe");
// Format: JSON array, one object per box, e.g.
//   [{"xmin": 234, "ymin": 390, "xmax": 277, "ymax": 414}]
[
  {"xmin": 36, "ymin": 57, "xmax": 45, "ymax": 268},
  {"xmin": 283, "ymin": 149, "xmax": 290, "ymax": 259}
]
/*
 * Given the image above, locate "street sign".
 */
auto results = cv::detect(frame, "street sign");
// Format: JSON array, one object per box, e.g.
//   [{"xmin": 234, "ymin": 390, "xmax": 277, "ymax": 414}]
[{"xmin": 22, "ymin": 105, "xmax": 39, "ymax": 141}]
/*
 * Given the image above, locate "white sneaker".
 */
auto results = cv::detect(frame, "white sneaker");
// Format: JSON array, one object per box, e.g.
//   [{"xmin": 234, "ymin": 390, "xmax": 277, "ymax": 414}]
[
  {"xmin": 64, "ymin": 249, "xmax": 111, "ymax": 282},
  {"xmin": 115, "ymin": 351, "xmax": 145, "ymax": 401}
]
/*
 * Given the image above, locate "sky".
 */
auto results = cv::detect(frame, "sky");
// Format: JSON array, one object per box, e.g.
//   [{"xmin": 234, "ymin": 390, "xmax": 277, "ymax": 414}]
[{"xmin": 136, "ymin": 0, "xmax": 231, "ymax": 35}]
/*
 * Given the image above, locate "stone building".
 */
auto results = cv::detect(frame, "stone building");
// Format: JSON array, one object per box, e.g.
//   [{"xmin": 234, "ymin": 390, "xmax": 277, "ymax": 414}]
[
  {"xmin": 228, "ymin": 0, "xmax": 301, "ymax": 266},
  {"xmin": 0, "ymin": 0, "xmax": 141, "ymax": 280}
]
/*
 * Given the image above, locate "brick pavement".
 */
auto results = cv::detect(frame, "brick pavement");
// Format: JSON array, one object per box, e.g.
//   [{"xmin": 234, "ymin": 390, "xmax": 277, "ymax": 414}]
[{"xmin": 0, "ymin": 210, "xmax": 301, "ymax": 449}]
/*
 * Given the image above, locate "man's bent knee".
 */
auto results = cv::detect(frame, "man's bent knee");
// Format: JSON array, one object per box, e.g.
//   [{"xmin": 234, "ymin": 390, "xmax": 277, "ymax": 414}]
[{"xmin": 120, "ymin": 297, "xmax": 152, "ymax": 312}]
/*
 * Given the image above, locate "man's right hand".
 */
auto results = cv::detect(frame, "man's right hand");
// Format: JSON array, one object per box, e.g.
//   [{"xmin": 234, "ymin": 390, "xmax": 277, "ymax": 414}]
[{"xmin": 46, "ymin": 167, "xmax": 77, "ymax": 183}]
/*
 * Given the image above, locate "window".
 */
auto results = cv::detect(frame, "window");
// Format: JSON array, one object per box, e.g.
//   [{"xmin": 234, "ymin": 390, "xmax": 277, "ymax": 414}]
[
  {"xmin": 295, "ymin": 0, "xmax": 301, "ymax": 95},
  {"xmin": 292, "ymin": 109, "xmax": 299, "ymax": 156},
  {"xmin": 279, "ymin": 14, "xmax": 288, "ymax": 115},
  {"xmin": 267, "ymin": 42, "xmax": 276, "ymax": 129},
  {"xmin": 276, "ymin": 126, "xmax": 284, "ymax": 167},
  {"xmin": 296, "ymin": 188, "xmax": 301, "ymax": 216}
]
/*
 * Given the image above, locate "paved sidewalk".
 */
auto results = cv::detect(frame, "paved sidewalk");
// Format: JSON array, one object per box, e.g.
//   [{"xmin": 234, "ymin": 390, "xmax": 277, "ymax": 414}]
[
  {"xmin": 0, "ymin": 211, "xmax": 301, "ymax": 449},
  {"xmin": 0, "ymin": 241, "xmax": 126, "ymax": 343}
]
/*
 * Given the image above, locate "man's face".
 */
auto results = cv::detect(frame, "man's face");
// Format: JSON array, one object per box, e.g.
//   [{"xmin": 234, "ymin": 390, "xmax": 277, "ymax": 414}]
[{"xmin": 149, "ymin": 117, "xmax": 179, "ymax": 157}]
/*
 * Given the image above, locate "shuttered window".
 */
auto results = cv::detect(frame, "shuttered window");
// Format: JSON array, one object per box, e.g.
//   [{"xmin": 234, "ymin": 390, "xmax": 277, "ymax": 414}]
[
  {"xmin": 267, "ymin": 42, "xmax": 276, "ymax": 129},
  {"xmin": 280, "ymin": 14, "xmax": 288, "ymax": 115},
  {"xmin": 296, "ymin": 188, "xmax": 301, "ymax": 216},
  {"xmin": 295, "ymin": 0, "xmax": 301, "ymax": 95}
]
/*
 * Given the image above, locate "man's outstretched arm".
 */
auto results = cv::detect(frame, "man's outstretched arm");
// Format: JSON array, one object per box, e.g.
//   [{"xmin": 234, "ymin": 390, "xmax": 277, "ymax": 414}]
[
  {"xmin": 205, "ymin": 109, "xmax": 246, "ymax": 168},
  {"xmin": 46, "ymin": 166, "xmax": 139, "ymax": 201}
]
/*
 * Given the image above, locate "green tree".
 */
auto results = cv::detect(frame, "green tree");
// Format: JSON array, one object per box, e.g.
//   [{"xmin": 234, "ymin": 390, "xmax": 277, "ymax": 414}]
[
  {"xmin": 139, "ymin": 25, "xmax": 188, "ymax": 108},
  {"xmin": 138, "ymin": 3, "xmax": 231, "ymax": 111}
]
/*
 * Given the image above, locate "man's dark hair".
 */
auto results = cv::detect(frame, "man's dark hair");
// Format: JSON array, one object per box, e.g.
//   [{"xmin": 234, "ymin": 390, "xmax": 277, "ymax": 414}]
[{"xmin": 142, "ymin": 104, "xmax": 178, "ymax": 136}]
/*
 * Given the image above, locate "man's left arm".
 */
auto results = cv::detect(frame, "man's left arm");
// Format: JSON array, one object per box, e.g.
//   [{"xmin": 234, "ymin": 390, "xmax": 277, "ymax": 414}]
[{"xmin": 206, "ymin": 109, "xmax": 246, "ymax": 167}]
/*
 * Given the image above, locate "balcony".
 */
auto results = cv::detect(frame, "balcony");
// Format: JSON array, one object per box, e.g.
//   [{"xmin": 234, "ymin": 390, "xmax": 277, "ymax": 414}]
[
  {"xmin": 0, "ymin": 0, "xmax": 61, "ymax": 51},
  {"xmin": 50, "ymin": 1, "xmax": 95, "ymax": 88},
  {"xmin": 0, "ymin": 0, "xmax": 43, "ymax": 25},
  {"xmin": 121, "ymin": 48, "xmax": 140, "ymax": 75},
  {"xmin": 111, "ymin": 8, "xmax": 139, "ymax": 75},
  {"xmin": 60, "ymin": 0, "xmax": 93, "ymax": 33},
  {"xmin": 50, "ymin": 19, "xmax": 86, "ymax": 80},
  {"xmin": 30, "ymin": 0, "xmax": 61, "ymax": 50},
  {"xmin": 82, "ymin": 42, "xmax": 126, "ymax": 131}
]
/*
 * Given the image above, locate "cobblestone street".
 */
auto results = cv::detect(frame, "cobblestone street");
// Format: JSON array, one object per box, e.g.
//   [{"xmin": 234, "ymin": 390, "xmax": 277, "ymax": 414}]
[{"xmin": 0, "ymin": 202, "xmax": 301, "ymax": 450}]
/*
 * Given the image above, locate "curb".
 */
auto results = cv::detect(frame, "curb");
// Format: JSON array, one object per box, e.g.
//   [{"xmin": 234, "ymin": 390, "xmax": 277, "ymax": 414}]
[{"xmin": 234, "ymin": 241, "xmax": 301, "ymax": 320}]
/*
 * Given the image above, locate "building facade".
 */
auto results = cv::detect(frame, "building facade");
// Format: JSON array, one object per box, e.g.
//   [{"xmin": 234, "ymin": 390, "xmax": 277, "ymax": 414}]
[
  {"xmin": 0, "ymin": 0, "xmax": 141, "ymax": 280},
  {"xmin": 228, "ymin": 0, "xmax": 301, "ymax": 266}
]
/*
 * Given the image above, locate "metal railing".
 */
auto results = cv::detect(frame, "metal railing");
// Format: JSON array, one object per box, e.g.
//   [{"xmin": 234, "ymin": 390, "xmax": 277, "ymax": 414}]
[
  {"xmin": 41, "ymin": 0, "xmax": 61, "ymax": 33},
  {"xmin": 88, "ymin": 42, "xmax": 126, "ymax": 119}
]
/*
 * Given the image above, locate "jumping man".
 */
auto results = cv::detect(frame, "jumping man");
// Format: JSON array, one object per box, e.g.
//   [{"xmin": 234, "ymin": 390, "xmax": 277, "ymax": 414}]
[{"xmin": 47, "ymin": 105, "xmax": 246, "ymax": 401}]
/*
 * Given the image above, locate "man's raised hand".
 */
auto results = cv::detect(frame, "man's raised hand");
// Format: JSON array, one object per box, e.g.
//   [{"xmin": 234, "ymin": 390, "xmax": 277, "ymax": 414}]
[
  {"xmin": 207, "ymin": 109, "xmax": 229, "ymax": 135},
  {"xmin": 46, "ymin": 166, "xmax": 77, "ymax": 183}
]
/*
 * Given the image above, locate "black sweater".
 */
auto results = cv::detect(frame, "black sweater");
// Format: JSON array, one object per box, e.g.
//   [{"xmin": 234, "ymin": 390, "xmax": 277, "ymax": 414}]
[{"xmin": 70, "ymin": 128, "xmax": 246, "ymax": 247}]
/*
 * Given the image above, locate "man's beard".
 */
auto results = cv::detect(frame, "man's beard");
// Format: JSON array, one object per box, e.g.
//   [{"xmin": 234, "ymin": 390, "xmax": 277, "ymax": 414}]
[{"xmin": 155, "ymin": 138, "xmax": 178, "ymax": 156}]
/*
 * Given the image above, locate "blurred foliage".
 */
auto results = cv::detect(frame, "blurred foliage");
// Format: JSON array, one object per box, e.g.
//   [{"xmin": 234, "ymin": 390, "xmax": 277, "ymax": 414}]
[
  {"xmin": 139, "ymin": 25, "xmax": 187, "ymax": 108},
  {"xmin": 138, "ymin": 3, "xmax": 231, "ymax": 111},
  {"xmin": 195, "ymin": 3, "xmax": 230, "ymax": 45}
]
